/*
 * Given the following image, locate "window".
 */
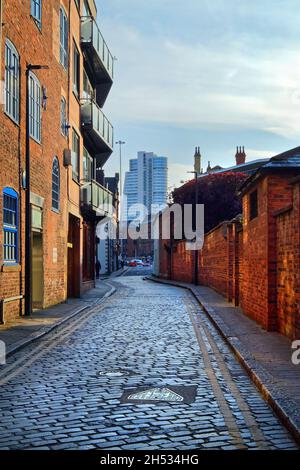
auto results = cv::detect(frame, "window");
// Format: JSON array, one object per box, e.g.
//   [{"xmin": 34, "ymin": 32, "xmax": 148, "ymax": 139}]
[
  {"xmin": 31, "ymin": 0, "xmax": 42, "ymax": 28},
  {"xmin": 72, "ymin": 130, "xmax": 80, "ymax": 181},
  {"xmin": 52, "ymin": 157, "xmax": 60, "ymax": 211},
  {"xmin": 4, "ymin": 39, "xmax": 20, "ymax": 123},
  {"xmin": 3, "ymin": 188, "xmax": 18, "ymax": 264},
  {"xmin": 60, "ymin": 7, "xmax": 68, "ymax": 69},
  {"xmin": 60, "ymin": 96, "xmax": 67, "ymax": 136},
  {"xmin": 83, "ymin": 70, "xmax": 93, "ymax": 100},
  {"xmin": 73, "ymin": 41, "xmax": 80, "ymax": 97},
  {"xmin": 249, "ymin": 189, "xmax": 258, "ymax": 220},
  {"xmin": 29, "ymin": 73, "xmax": 41, "ymax": 142},
  {"xmin": 83, "ymin": 147, "xmax": 93, "ymax": 182}
]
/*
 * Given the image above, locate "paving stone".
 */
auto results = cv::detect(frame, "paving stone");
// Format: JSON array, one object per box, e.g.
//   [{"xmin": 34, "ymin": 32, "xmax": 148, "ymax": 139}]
[{"xmin": 0, "ymin": 276, "xmax": 298, "ymax": 451}]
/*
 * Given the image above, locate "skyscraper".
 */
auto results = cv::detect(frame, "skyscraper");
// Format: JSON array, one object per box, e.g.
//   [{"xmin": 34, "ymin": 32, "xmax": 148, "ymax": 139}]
[{"xmin": 123, "ymin": 151, "xmax": 168, "ymax": 222}]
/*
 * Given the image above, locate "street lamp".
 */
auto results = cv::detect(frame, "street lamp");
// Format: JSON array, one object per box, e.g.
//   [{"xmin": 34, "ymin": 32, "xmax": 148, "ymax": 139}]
[
  {"xmin": 25, "ymin": 64, "xmax": 48, "ymax": 317},
  {"xmin": 115, "ymin": 140, "xmax": 126, "ymax": 198},
  {"xmin": 187, "ymin": 170, "xmax": 199, "ymax": 286}
]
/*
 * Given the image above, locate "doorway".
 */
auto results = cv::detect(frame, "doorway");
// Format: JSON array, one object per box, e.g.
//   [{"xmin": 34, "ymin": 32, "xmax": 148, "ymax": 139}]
[
  {"xmin": 32, "ymin": 232, "xmax": 44, "ymax": 309},
  {"xmin": 67, "ymin": 214, "xmax": 81, "ymax": 298}
]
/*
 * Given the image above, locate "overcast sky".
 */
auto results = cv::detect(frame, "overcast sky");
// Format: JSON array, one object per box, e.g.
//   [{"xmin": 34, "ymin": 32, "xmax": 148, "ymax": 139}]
[{"xmin": 96, "ymin": 0, "xmax": 300, "ymax": 189}]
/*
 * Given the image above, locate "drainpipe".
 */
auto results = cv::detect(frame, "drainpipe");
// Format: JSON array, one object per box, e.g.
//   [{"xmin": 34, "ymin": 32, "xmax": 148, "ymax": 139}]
[{"xmin": 0, "ymin": 1, "xmax": 3, "ymax": 69}]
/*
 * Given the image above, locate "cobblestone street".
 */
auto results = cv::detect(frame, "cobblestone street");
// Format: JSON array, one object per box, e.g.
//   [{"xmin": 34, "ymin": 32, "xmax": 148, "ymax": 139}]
[{"xmin": 0, "ymin": 270, "xmax": 298, "ymax": 450}]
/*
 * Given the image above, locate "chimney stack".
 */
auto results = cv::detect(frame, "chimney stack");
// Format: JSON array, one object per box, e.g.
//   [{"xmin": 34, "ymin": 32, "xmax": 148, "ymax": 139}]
[
  {"xmin": 194, "ymin": 146, "xmax": 202, "ymax": 175},
  {"xmin": 235, "ymin": 146, "xmax": 246, "ymax": 166}
]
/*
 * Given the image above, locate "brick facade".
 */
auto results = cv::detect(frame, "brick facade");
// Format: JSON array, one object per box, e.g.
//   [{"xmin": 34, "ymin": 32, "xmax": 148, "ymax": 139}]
[
  {"xmin": 0, "ymin": 0, "xmax": 69, "ymax": 321},
  {"xmin": 0, "ymin": 1, "xmax": 114, "ymax": 322},
  {"xmin": 158, "ymin": 166, "xmax": 300, "ymax": 340}
]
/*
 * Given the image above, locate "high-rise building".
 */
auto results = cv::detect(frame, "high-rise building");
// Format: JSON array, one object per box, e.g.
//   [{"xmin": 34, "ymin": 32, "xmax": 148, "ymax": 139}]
[{"xmin": 123, "ymin": 151, "xmax": 168, "ymax": 222}]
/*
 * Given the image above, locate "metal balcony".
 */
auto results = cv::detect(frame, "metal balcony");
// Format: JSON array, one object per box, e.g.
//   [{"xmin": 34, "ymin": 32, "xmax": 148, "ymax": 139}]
[
  {"xmin": 81, "ymin": 99, "xmax": 113, "ymax": 167},
  {"xmin": 81, "ymin": 16, "xmax": 113, "ymax": 107},
  {"xmin": 81, "ymin": 180, "xmax": 114, "ymax": 218}
]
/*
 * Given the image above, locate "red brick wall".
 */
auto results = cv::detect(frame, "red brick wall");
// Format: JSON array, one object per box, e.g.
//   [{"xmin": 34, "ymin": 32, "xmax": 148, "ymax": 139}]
[
  {"xmin": 0, "ymin": 0, "xmax": 69, "ymax": 321},
  {"xmin": 172, "ymin": 241, "xmax": 194, "ymax": 284},
  {"xmin": 276, "ymin": 183, "xmax": 300, "ymax": 339},
  {"xmin": 158, "ymin": 174, "xmax": 300, "ymax": 340},
  {"xmin": 198, "ymin": 223, "xmax": 229, "ymax": 297}
]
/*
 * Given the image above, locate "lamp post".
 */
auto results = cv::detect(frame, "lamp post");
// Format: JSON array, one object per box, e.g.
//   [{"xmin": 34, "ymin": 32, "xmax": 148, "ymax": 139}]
[
  {"xmin": 24, "ymin": 64, "xmax": 48, "ymax": 317},
  {"xmin": 115, "ymin": 140, "xmax": 125, "ymax": 198},
  {"xmin": 187, "ymin": 170, "xmax": 199, "ymax": 286},
  {"xmin": 115, "ymin": 140, "xmax": 125, "ymax": 260}
]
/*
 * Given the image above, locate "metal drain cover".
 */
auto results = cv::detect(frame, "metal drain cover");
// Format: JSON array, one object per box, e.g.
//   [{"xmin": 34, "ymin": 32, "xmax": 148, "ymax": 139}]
[
  {"xmin": 98, "ymin": 369, "xmax": 134, "ymax": 377},
  {"xmin": 121, "ymin": 386, "xmax": 197, "ymax": 404}
]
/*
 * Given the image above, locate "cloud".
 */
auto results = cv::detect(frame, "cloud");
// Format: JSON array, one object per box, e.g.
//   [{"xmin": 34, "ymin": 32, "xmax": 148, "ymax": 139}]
[{"xmin": 100, "ymin": 11, "xmax": 300, "ymax": 137}]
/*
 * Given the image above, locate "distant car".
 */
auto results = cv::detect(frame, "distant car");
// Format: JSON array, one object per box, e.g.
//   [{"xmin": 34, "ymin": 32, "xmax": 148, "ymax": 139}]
[{"xmin": 129, "ymin": 260, "xmax": 137, "ymax": 267}]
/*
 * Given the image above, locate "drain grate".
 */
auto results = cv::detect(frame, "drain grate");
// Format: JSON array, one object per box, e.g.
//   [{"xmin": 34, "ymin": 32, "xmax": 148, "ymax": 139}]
[
  {"xmin": 121, "ymin": 385, "xmax": 197, "ymax": 405},
  {"xmin": 98, "ymin": 369, "xmax": 134, "ymax": 377}
]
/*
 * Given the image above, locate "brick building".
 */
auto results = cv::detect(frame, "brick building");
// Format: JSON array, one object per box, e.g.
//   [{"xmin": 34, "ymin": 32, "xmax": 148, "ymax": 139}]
[
  {"xmin": 0, "ymin": 0, "xmax": 115, "ymax": 322},
  {"xmin": 157, "ymin": 147, "xmax": 300, "ymax": 340}
]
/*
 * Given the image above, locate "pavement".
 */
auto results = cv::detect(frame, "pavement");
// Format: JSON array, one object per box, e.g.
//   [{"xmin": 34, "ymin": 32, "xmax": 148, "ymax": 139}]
[
  {"xmin": 0, "ymin": 277, "xmax": 118, "ymax": 358},
  {"xmin": 0, "ymin": 268, "xmax": 298, "ymax": 450},
  {"xmin": 148, "ymin": 276, "xmax": 300, "ymax": 445}
]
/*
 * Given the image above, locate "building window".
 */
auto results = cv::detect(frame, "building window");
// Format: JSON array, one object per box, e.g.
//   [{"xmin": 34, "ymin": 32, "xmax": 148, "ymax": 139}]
[
  {"xmin": 4, "ymin": 39, "xmax": 20, "ymax": 123},
  {"xmin": 52, "ymin": 157, "xmax": 60, "ymax": 211},
  {"xmin": 72, "ymin": 129, "xmax": 80, "ymax": 181},
  {"xmin": 73, "ymin": 41, "xmax": 80, "ymax": 97},
  {"xmin": 60, "ymin": 96, "xmax": 67, "ymax": 136},
  {"xmin": 83, "ymin": 147, "xmax": 93, "ymax": 182},
  {"xmin": 29, "ymin": 73, "xmax": 41, "ymax": 142},
  {"xmin": 31, "ymin": 0, "xmax": 42, "ymax": 28},
  {"xmin": 3, "ymin": 188, "xmax": 18, "ymax": 264},
  {"xmin": 249, "ymin": 189, "xmax": 258, "ymax": 220},
  {"xmin": 60, "ymin": 7, "xmax": 68, "ymax": 69}
]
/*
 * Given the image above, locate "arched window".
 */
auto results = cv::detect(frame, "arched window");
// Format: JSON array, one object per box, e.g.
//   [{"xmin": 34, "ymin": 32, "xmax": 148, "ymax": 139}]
[
  {"xmin": 3, "ymin": 188, "xmax": 18, "ymax": 263},
  {"xmin": 52, "ymin": 157, "xmax": 60, "ymax": 211},
  {"xmin": 4, "ymin": 39, "xmax": 20, "ymax": 123},
  {"xmin": 29, "ymin": 72, "xmax": 41, "ymax": 142}
]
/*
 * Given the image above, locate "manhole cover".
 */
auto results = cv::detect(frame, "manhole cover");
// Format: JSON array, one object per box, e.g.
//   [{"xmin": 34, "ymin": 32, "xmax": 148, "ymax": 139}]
[
  {"xmin": 98, "ymin": 369, "xmax": 134, "ymax": 377},
  {"xmin": 121, "ymin": 385, "xmax": 197, "ymax": 404}
]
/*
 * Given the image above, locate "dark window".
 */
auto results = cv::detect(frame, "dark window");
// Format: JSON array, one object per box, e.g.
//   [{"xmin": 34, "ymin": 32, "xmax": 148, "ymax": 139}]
[
  {"xmin": 52, "ymin": 157, "xmax": 60, "ymax": 211},
  {"xmin": 29, "ymin": 72, "xmax": 41, "ymax": 142},
  {"xmin": 249, "ymin": 189, "xmax": 258, "ymax": 220},
  {"xmin": 60, "ymin": 96, "xmax": 67, "ymax": 136},
  {"xmin": 3, "ymin": 188, "xmax": 18, "ymax": 263},
  {"xmin": 83, "ymin": 147, "xmax": 93, "ymax": 182},
  {"xmin": 73, "ymin": 41, "xmax": 80, "ymax": 97},
  {"xmin": 60, "ymin": 7, "xmax": 68, "ymax": 69},
  {"xmin": 4, "ymin": 39, "xmax": 20, "ymax": 123},
  {"xmin": 72, "ymin": 129, "xmax": 80, "ymax": 181},
  {"xmin": 31, "ymin": 0, "xmax": 42, "ymax": 28}
]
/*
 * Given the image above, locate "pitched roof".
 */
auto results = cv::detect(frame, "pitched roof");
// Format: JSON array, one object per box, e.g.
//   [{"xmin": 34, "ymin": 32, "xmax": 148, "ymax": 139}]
[{"xmin": 238, "ymin": 146, "xmax": 300, "ymax": 195}]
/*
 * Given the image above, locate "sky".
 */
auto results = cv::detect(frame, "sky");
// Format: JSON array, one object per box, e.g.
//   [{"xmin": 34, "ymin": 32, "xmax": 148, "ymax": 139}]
[{"xmin": 96, "ymin": 0, "xmax": 300, "ymax": 190}]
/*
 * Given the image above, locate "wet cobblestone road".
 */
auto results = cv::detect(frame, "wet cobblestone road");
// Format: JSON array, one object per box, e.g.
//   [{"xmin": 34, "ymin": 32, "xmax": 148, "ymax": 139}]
[{"xmin": 0, "ymin": 272, "xmax": 298, "ymax": 450}]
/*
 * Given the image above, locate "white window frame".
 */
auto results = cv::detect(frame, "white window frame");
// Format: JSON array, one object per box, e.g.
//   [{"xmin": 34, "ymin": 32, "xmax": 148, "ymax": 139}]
[
  {"xmin": 60, "ymin": 7, "xmax": 68, "ymax": 69},
  {"xmin": 60, "ymin": 96, "xmax": 67, "ymax": 136},
  {"xmin": 4, "ymin": 39, "xmax": 20, "ymax": 124},
  {"xmin": 29, "ymin": 72, "xmax": 42, "ymax": 143},
  {"xmin": 31, "ymin": 0, "xmax": 42, "ymax": 28}
]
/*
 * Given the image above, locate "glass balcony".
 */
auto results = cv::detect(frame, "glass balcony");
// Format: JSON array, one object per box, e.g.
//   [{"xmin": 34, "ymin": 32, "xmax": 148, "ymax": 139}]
[
  {"xmin": 81, "ymin": 99, "xmax": 113, "ymax": 166},
  {"xmin": 81, "ymin": 180, "xmax": 114, "ymax": 217},
  {"xmin": 81, "ymin": 16, "xmax": 113, "ymax": 105}
]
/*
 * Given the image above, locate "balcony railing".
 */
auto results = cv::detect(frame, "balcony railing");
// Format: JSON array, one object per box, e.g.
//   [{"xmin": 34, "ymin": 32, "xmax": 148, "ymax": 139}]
[
  {"xmin": 81, "ymin": 99, "xmax": 114, "ymax": 166},
  {"xmin": 81, "ymin": 180, "xmax": 114, "ymax": 217},
  {"xmin": 81, "ymin": 16, "xmax": 114, "ymax": 81}
]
